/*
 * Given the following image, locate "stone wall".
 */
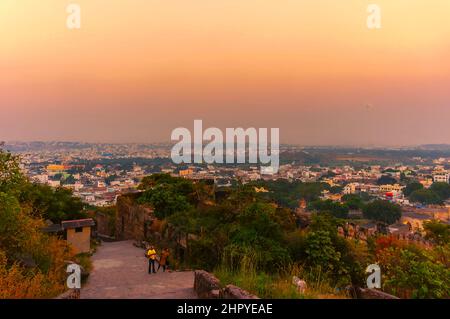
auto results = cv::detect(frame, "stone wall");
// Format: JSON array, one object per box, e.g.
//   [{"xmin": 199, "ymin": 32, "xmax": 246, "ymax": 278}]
[
  {"xmin": 194, "ymin": 270, "xmax": 259, "ymax": 299},
  {"xmin": 357, "ymin": 288, "xmax": 399, "ymax": 299},
  {"xmin": 220, "ymin": 285, "xmax": 259, "ymax": 299},
  {"xmin": 194, "ymin": 270, "xmax": 221, "ymax": 298},
  {"xmin": 115, "ymin": 194, "xmax": 155, "ymax": 241},
  {"xmin": 66, "ymin": 227, "xmax": 91, "ymax": 253},
  {"xmin": 55, "ymin": 289, "xmax": 80, "ymax": 299},
  {"xmin": 96, "ymin": 211, "xmax": 114, "ymax": 238}
]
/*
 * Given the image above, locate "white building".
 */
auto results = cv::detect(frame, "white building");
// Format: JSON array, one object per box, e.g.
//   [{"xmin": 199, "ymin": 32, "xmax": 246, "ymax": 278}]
[
  {"xmin": 433, "ymin": 172, "xmax": 449, "ymax": 183},
  {"xmin": 380, "ymin": 184, "xmax": 404, "ymax": 193},
  {"xmin": 47, "ymin": 180, "xmax": 61, "ymax": 187},
  {"xmin": 33, "ymin": 174, "xmax": 48, "ymax": 184},
  {"xmin": 97, "ymin": 180, "xmax": 106, "ymax": 188},
  {"xmin": 343, "ymin": 183, "xmax": 357, "ymax": 195}
]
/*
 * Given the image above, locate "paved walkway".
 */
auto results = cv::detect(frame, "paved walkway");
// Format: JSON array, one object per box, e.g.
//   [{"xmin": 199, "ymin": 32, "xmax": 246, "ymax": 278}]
[{"xmin": 81, "ymin": 240, "xmax": 197, "ymax": 299}]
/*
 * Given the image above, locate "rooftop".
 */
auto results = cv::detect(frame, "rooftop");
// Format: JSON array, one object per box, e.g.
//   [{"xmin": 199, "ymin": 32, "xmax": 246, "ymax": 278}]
[{"xmin": 61, "ymin": 218, "xmax": 95, "ymax": 230}]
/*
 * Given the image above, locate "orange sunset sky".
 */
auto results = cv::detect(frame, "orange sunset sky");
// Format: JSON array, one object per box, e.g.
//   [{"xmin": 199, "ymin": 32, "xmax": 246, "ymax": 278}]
[{"xmin": 1, "ymin": 0, "xmax": 450, "ymax": 145}]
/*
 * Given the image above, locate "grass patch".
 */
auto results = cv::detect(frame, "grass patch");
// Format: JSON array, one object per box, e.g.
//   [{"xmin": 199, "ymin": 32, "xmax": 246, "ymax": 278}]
[
  {"xmin": 214, "ymin": 264, "xmax": 349, "ymax": 299},
  {"xmin": 75, "ymin": 253, "xmax": 93, "ymax": 284}
]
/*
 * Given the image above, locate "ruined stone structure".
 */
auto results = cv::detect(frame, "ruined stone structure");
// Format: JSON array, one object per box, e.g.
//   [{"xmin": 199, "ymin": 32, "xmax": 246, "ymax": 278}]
[
  {"xmin": 194, "ymin": 270, "xmax": 221, "ymax": 298},
  {"xmin": 115, "ymin": 193, "xmax": 155, "ymax": 241},
  {"xmin": 219, "ymin": 285, "xmax": 260, "ymax": 299},
  {"xmin": 356, "ymin": 288, "xmax": 399, "ymax": 299},
  {"xmin": 114, "ymin": 193, "xmax": 193, "ymax": 263},
  {"xmin": 62, "ymin": 218, "xmax": 95, "ymax": 253},
  {"xmin": 56, "ymin": 289, "xmax": 81, "ymax": 299},
  {"xmin": 193, "ymin": 270, "xmax": 259, "ymax": 299},
  {"xmin": 96, "ymin": 211, "xmax": 115, "ymax": 238}
]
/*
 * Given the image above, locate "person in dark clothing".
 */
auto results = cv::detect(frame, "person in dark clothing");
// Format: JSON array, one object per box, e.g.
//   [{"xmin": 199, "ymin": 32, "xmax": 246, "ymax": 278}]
[{"xmin": 157, "ymin": 248, "xmax": 170, "ymax": 272}]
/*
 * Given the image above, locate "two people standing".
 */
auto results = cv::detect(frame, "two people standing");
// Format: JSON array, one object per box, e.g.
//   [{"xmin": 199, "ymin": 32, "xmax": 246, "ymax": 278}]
[{"xmin": 146, "ymin": 246, "xmax": 170, "ymax": 274}]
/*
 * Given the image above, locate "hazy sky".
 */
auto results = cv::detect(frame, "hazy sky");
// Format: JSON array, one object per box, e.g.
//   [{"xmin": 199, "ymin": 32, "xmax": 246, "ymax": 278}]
[{"xmin": 1, "ymin": 0, "xmax": 450, "ymax": 145}]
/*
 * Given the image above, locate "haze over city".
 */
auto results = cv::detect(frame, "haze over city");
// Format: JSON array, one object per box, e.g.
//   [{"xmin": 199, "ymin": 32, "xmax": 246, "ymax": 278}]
[{"xmin": 1, "ymin": 0, "xmax": 450, "ymax": 145}]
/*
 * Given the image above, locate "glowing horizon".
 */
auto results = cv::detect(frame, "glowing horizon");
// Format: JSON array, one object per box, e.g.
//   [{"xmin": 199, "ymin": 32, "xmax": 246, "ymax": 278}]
[{"xmin": 1, "ymin": 0, "xmax": 450, "ymax": 145}]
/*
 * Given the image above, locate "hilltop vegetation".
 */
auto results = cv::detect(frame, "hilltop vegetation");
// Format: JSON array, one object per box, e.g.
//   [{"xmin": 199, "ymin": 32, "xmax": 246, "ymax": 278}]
[
  {"xmin": 0, "ymin": 149, "xmax": 85, "ymax": 298},
  {"xmin": 137, "ymin": 174, "xmax": 450, "ymax": 298}
]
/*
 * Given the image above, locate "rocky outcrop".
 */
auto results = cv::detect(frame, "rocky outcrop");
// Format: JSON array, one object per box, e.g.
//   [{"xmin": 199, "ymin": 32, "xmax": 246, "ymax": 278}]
[
  {"xmin": 220, "ymin": 285, "xmax": 259, "ymax": 299},
  {"xmin": 357, "ymin": 288, "xmax": 399, "ymax": 299},
  {"xmin": 194, "ymin": 270, "xmax": 221, "ymax": 298},
  {"xmin": 115, "ymin": 194, "xmax": 154, "ymax": 241},
  {"xmin": 96, "ymin": 211, "xmax": 115, "ymax": 238},
  {"xmin": 56, "ymin": 289, "xmax": 80, "ymax": 299},
  {"xmin": 194, "ymin": 270, "xmax": 259, "ymax": 299}
]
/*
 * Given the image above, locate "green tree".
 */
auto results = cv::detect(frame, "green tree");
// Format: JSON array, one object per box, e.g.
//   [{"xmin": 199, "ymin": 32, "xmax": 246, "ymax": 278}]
[
  {"xmin": 378, "ymin": 246, "xmax": 450, "ymax": 298},
  {"xmin": 329, "ymin": 185, "xmax": 343, "ymax": 194},
  {"xmin": 309, "ymin": 199, "xmax": 349, "ymax": 218},
  {"xmin": 423, "ymin": 221, "xmax": 450, "ymax": 245},
  {"xmin": 362, "ymin": 200, "xmax": 401, "ymax": 224},
  {"xmin": 304, "ymin": 230, "xmax": 341, "ymax": 272},
  {"xmin": 105, "ymin": 174, "xmax": 118, "ymax": 185},
  {"xmin": 249, "ymin": 180, "xmax": 329, "ymax": 209},
  {"xmin": 138, "ymin": 173, "xmax": 180, "ymax": 190},
  {"xmin": 377, "ymin": 175, "xmax": 397, "ymax": 185},
  {"xmin": 341, "ymin": 194, "xmax": 364, "ymax": 210},
  {"xmin": 137, "ymin": 173, "xmax": 197, "ymax": 219},
  {"xmin": 225, "ymin": 203, "xmax": 291, "ymax": 271},
  {"xmin": 0, "ymin": 150, "xmax": 26, "ymax": 195},
  {"xmin": 139, "ymin": 186, "xmax": 192, "ymax": 219},
  {"xmin": 403, "ymin": 182, "xmax": 424, "ymax": 197},
  {"xmin": 0, "ymin": 192, "xmax": 28, "ymax": 258},
  {"xmin": 309, "ymin": 212, "xmax": 339, "ymax": 234},
  {"xmin": 20, "ymin": 184, "xmax": 85, "ymax": 223},
  {"xmin": 400, "ymin": 172, "xmax": 410, "ymax": 183},
  {"xmin": 409, "ymin": 189, "xmax": 442, "ymax": 205},
  {"xmin": 298, "ymin": 182, "xmax": 330, "ymax": 202},
  {"xmin": 62, "ymin": 175, "xmax": 76, "ymax": 185},
  {"xmin": 304, "ymin": 213, "xmax": 367, "ymax": 286},
  {"xmin": 430, "ymin": 182, "xmax": 450, "ymax": 201}
]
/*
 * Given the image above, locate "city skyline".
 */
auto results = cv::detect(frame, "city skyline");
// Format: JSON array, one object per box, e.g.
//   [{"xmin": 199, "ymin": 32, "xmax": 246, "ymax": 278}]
[{"xmin": 1, "ymin": 0, "xmax": 450, "ymax": 145}]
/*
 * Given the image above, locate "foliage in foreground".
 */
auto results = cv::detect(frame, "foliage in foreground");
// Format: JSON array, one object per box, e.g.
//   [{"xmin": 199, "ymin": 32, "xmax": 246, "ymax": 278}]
[
  {"xmin": 138, "ymin": 174, "xmax": 450, "ymax": 299},
  {"xmin": 0, "ymin": 149, "xmax": 79, "ymax": 298},
  {"xmin": 374, "ymin": 236, "xmax": 450, "ymax": 299}
]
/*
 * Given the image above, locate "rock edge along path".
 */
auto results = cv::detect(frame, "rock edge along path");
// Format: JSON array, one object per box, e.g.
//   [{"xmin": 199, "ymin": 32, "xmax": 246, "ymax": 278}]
[{"xmin": 81, "ymin": 240, "xmax": 197, "ymax": 299}]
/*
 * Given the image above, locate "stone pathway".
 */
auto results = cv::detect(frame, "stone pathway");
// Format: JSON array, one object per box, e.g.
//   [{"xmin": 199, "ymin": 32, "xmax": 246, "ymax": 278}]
[{"xmin": 81, "ymin": 240, "xmax": 197, "ymax": 299}]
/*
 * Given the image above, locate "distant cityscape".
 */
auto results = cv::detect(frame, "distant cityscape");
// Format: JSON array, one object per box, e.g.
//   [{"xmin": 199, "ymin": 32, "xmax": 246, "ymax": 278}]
[{"xmin": 5, "ymin": 142, "xmax": 450, "ymax": 229}]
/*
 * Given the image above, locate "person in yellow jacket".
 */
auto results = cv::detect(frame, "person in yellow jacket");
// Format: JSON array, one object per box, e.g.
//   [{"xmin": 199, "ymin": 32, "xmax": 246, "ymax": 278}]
[{"xmin": 147, "ymin": 245, "xmax": 157, "ymax": 274}]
